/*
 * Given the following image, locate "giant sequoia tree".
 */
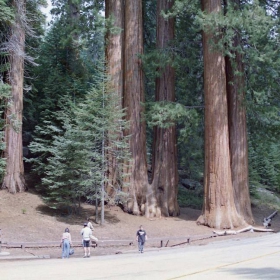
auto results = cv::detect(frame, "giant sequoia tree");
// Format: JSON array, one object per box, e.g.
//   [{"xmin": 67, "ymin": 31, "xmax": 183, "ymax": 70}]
[
  {"xmin": 105, "ymin": 0, "xmax": 124, "ymax": 197},
  {"xmin": 225, "ymin": 0, "xmax": 254, "ymax": 225},
  {"xmin": 197, "ymin": 0, "xmax": 244, "ymax": 229},
  {"xmin": 123, "ymin": 0, "xmax": 151, "ymax": 215},
  {"xmin": 151, "ymin": 0, "xmax": 179, "ymax": 217},
  {"xmin": 2, "ymin": 0, "xmax": 26, "ymax": 193}
]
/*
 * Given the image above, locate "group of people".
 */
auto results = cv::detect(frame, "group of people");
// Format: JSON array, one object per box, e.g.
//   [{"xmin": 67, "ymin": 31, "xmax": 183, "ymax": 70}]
[
  {"xmin": 61, "ymin": 221, "xmax": 148, "ymax": 259},
  {"xmin": 61, "ymin": 218, "xmax": 95, "ymax": 259}
]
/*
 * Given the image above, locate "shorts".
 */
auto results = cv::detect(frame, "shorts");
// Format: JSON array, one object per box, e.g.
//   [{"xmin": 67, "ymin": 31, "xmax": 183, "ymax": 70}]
[{"xmin": 83, "ymin": 240, "xmax": 90, "ymax": 247}]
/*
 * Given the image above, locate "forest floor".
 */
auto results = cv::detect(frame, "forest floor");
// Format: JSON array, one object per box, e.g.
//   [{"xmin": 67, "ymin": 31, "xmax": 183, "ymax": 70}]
[{"xmin": 0, "ymin": 189, "xmax": 279, "ymax": 259}]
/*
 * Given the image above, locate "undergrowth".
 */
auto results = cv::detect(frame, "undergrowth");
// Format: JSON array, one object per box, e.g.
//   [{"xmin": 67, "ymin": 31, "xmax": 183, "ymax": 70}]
[{"xmin": 177, "ymin": 185, "xmax": 203, "ymax": 209}]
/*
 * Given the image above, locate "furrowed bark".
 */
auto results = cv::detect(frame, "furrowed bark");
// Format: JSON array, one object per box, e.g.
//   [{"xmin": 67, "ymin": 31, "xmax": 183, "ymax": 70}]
[
  {"xmin": 2, "ymin": 0, "xmax": 26, "ymax": 193},
  {"xmin": 123, "ymin": 0, "xmax": 150, "ymax": 215},
  {"xmin": 225, "ymin": 0, "xmax": 254, "ymax": 225},
  {"xmin": 197, "ymin": 0, "xmax": 244, "ymax": 229},
  {"xmin": 105, "ymin": 0, "xmax": 124, "ymax": 200},
  {"xmin": 151, "ymin": 0, "xmax": 179, "ymax": 217}
]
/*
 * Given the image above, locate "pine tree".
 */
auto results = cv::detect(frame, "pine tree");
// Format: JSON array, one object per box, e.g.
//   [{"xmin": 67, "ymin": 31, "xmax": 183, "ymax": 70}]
[{"xmin": 28, "ymin": 66, "xmax": 130, "ymax": 221}]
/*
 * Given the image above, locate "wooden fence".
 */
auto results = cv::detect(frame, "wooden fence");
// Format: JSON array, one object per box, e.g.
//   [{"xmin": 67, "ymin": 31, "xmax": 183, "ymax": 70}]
[{"xmin": 1, "ymin": 234, "xmax": 215, "ymax": 249}]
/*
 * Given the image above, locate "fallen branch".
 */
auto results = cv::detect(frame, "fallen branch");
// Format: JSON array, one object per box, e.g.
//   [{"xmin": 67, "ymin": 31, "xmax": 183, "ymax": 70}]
[
  {"xmin": 263, "ymin": 210, "xmax": 277, "ymax": 228},
  {"xmin": 213, "ymin": 225, "xmax": 274, "ymax": 236}
]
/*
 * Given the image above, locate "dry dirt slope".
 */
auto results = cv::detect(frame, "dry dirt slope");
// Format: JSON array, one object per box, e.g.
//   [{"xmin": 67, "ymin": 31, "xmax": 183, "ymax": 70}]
[
  {"xmin": 0, "ymin": 190, "xmax": 213, "ymax": 243},
  {"xmin": 0, "ymin": 189, "xmax": 279, "ymax": 256}
]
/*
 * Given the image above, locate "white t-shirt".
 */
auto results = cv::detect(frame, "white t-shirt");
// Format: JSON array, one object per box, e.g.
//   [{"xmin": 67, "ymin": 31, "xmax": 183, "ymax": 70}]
[
  {"xmin": 81, "ymin": 227, "xmax": 92, "ymax": 241},
  {"xmin": 61, "ymin": 232, "xmax": 72, "ymax": 243},
  {"xmin": 87, "ymin": 221, "xmax": 94, "ymax": 230}
]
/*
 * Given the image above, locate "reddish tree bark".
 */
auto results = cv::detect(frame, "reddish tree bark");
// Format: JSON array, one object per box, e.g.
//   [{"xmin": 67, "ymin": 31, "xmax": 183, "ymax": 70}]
[
  {"xmin": 105, "ymin": 0, "xmax": 124, "ymax": 199},
  {"xmin": 2, "ymin": 0, "xmax": 26, "ymax": 193},
  {"xmin": 197, "ymin": 0, "xmax": 244, "ymax": 228},
  {"xmin": 226, "ymin": 0, "xmax": 254, "ymax": 225},
  {"xmin": 151, "ymin": 0, "xmax": 179, "ymax": 217},
  {"xmin": 123, "ymin": 0, "xmax": 150, "ymax": 215}
]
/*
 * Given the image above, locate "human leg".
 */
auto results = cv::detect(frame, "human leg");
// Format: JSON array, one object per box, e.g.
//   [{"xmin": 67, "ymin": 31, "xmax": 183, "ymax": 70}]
[
  {"xmin": 141, "ymin": 242, "xmax": 145, "ymax": 253},
  {"xmin": 83, "ymin": 240, "xmax": 87, "ymax": 257},
  {"xmin": 83, "ymin": 240, "xmax": 90, "ymax": 257},
  {"xmin": 87, "ymin": 245, "xmax": 91, "ymax": 257},
  {"xmin": 138, "ymin": 241, "xmax": 144, "ymax": 253},
  {"xmin": 61, "ymin": 241, "xmax": 65, "ymax": 258},
  {"xmin": 64, "ymin": 239, "xmax": 70, "ymax": 258},
  {"xmin": 138, "ymin": 241, "xmax": 141, "ymax": 252}
]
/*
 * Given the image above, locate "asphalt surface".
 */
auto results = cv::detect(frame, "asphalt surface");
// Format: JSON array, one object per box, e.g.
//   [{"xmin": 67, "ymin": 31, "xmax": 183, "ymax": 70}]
[{"xmin": 0, "ymin": 233, "xmax": 279, "ymax": 280}]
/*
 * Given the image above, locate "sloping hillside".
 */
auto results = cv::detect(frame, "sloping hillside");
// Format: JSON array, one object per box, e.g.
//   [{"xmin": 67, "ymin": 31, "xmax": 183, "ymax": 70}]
[{"xmin": 0, "ymin": 189, "xmax": 279, "ymax": 258}]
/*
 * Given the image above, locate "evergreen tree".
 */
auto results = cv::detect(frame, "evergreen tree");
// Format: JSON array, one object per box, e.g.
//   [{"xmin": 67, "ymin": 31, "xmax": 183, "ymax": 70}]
[{"xmin": 28, "ymin": 67, "xmax": 129, "ymax": 220}]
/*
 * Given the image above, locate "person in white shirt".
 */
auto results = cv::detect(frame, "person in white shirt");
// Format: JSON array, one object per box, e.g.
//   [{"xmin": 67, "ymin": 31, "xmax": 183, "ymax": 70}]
[
  {"xmin": 87, "ymin": 218, "xmax": 94, "ymax": 231},
  {"xmin": 81, "ymin": 223, "xmax": 92, "ymax": 258}
]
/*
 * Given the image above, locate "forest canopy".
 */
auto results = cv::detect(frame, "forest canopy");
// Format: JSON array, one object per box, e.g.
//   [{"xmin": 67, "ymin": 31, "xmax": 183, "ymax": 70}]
[{"xmin": 0, "ymin": 0, "xmax": 279, "ymax": 228}]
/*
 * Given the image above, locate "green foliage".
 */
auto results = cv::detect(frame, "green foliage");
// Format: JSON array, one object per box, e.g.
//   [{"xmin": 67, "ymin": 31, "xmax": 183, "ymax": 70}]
[
  {"xmin": 251, "ymin": 187, "xmax": 280, "ymax": 211},
  {"xmin": 28, "ymin": 67, "xmax": 130, "ymax": 209},
  {"xmin": 0, "ymin": 83, "xmax": 11, "ymax": 181},
  {"xmin": 23, "ymin": 22, "xmax": 94, "ymax": 142},
  {"xmin": 168, "ymin": 0, "xmax": 199, "ymax": 16},
  {"xmin": 22, "ymin": 0, "xmax": 280, "ymax": 213},
  {"xmin": 142, "ymin": 1, "xmax": 204, "ymax": 178},
  {"xmin": 177, "ymin": 186, "xmax": 203, "ymax": 209},
  {"xmin": 24, "ymin": 0, "xmax": 105, "ymax": 135},
  {"xmin": 145, "ymin": 101, "xmax": 196, "ymax": 128},
  {"xmin": 249, "ymin": 138, "xmax": 280, "ymax": 193},
  {"xmin": 0, "ymin": 0, "xmax": 14, "ymax": 26}
]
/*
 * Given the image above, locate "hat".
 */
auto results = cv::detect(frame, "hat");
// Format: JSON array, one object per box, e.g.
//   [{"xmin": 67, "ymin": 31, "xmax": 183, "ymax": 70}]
[{"xmin": 84, "ymin": 222, "xmax": 88, "ymax": 226}]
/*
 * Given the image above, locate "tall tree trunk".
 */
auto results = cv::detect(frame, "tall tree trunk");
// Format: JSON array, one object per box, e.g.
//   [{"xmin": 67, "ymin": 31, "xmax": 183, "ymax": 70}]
[
  {"xmin": 197, "ymin": 0, "xmax": 244, "ymax": 229},
  {"xmin": 68, "ymin": 0, "xmax": 80, "ymax": 73},
  {"xmin": 68, "ymin": 0, "xmax": 79, "ymax": 39},
  {"xmin": 2, "ymin": 0, "xmax": 26, "ymax": 193},
  {"xmin": 105, "ymin": 0, "xmax": 124, "ymax": 199},
  {"xmin": 123, "ymin": 0, "xmax": 150, "ymax": 215},
  {"xmin": 151, "ymin": 0, "xmax": 179, "ymax": 217},
  {"xmin": 225, "ymin": 0, "xmax": 254, "ymax": 225}
]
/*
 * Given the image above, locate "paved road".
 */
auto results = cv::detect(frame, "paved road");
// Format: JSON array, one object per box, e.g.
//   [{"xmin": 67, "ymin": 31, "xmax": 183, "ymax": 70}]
[{"xmin": 1, "ymin": 233, "xmax": 280, "ymax": 280}]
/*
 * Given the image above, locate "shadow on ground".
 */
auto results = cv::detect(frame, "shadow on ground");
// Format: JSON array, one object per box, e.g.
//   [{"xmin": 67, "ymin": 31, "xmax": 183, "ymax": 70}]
[
  {"xmin": 36, "ymin": 204, "xmax": 120, "ymax": 225},
  {"xmin": 224, "ymin": 267, "xmax": 280, "ymax": 279},
  {"xmin": 175, "ymin": 207, "xmax": 201, "ymax": 222}
]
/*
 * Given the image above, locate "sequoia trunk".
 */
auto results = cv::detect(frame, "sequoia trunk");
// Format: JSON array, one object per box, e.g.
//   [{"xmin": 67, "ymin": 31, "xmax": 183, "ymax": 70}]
[
  {"xmin": 2, "ymin": 0, "xmax": 26, "ymax": 193},
  {"xmin": 105, "ymin": 0, "xmax": 124, "ymax": 199},
  {"xmin": 225, "ymin": 0, "xmax": 254, "ymax": 225},
  {"xmin": 123, "ymin": 0, "xmax": 150, "ymax": 215},
  {"xmin": 197, "ymin": 0, "xmax": 244, "ymax": 228},
  {"xmin": 151, "ymin": 0, "xmax": 179, "ymax": 217}
]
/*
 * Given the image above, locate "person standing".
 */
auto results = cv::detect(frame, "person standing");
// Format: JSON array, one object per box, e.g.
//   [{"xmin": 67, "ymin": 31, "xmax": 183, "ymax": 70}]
[
  {"xmin": 136, "ymin": 225, "xmax": 147, "ymax": 253},
  {"xmin": 87, "ymin": 218, "xmax": 94, "ymax": 231},
  {"xmin": 81, "ymin": 222, "xmax": 92, "ymax": 258},
  {"xmin": 61, "ymin": 228, "xmax": 72, "ymax": 259}
]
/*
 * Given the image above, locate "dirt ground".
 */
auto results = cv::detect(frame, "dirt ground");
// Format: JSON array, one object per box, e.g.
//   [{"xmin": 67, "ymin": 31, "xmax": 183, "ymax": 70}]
[{"xmin": 0, "ymin": 190, "xmax": 279, "ymax": 259}]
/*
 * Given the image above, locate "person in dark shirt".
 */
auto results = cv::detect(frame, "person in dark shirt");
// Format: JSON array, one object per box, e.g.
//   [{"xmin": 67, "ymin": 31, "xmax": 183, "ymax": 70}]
[{"xmin": 136, "ymin": 225, "xmax": 147, "ymax": 253}]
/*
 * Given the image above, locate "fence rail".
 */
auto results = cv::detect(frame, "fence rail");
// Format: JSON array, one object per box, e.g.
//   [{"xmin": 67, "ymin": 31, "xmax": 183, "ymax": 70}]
[{"xmin": 1, "ymin": 234, "xmax": 215, "ymax": 249}]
